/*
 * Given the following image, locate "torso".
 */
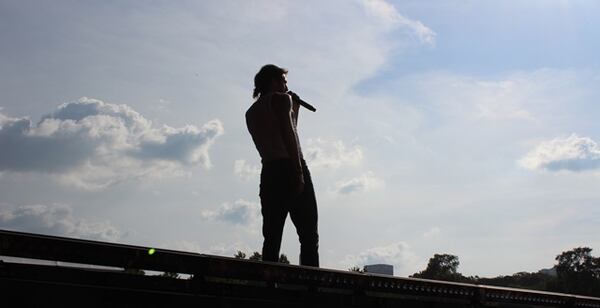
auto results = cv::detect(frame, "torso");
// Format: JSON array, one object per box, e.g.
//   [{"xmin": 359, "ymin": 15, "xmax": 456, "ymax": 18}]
[{"xmin": 246, "ymin": 93, "xmax": 296, "ymax": 162}]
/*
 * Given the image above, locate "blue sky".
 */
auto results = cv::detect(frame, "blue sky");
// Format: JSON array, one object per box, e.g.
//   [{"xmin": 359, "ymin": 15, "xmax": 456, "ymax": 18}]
[{"xmin": 1, "ymin": 0, "xmax": 600, "ymax": 277}]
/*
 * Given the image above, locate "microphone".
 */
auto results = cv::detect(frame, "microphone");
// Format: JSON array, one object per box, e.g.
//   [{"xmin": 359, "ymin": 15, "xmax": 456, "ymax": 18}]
[{"xmin": 287, "ymin": 91, "xmax": 316, "ymax": 112}]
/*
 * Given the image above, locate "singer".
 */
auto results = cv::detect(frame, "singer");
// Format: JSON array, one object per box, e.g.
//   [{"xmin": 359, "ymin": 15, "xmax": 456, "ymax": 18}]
[{"xmin": 245, "ymin": 64, "xmax": 319, "ymax": 267}]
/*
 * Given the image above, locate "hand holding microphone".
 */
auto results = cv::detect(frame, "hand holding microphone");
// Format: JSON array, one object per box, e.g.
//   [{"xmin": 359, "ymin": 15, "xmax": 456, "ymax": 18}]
[{"xmin": 287, "ymin": 91, "xmax": 316, "ymax": 112}]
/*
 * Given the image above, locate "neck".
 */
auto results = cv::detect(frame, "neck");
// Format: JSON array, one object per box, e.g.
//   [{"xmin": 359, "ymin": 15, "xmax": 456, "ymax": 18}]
[{"xmin": 260, "ymin": 90, "xmax": 278, "ymax": 98}]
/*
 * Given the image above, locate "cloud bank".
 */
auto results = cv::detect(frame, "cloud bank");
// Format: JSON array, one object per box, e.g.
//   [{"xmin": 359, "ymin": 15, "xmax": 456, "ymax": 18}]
[
  {"xmin": 0, "ymin": 204, "xmax": 121, "ymax": 241},
  {"xmin": 334, "ymin": 172, "xmax": 384, "ymax": 195},
  {"xmin": 423, "ymin": 227, "xmax": 441, "ymax": 239},
  {"xmin": 0, "ymin": 97, "xmax": 223, "ymax": 188},
  {"xmin": 361, "ymin": 0, "xmax": 436, "ymax": 44},
  {"xmin": 234, "ymin": 159, "xmax": 261, "ymax": 181},
  {"xmin": 342, "ymin": 241, "xmax": 420, "ymax": 276},
  {"xmin": 520, "ymin": 134, "xmax": 600, "ymax": 172},
  {"xmin": 305, "ymin": 138, "xmax": 363, "ymax": 169},
  {"xmin": 201, "ymin": 199, "xmax": 260, "ymax": 227}
]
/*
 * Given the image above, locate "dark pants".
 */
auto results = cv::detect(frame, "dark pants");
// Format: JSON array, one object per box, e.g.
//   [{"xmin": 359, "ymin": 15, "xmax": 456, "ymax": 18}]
[{"xmin": 259, "ymin": 159, "xmax": 319, "ymax": 267}]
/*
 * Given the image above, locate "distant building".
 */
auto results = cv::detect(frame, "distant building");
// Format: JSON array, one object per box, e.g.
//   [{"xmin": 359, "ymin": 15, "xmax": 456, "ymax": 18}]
[{"xmin": 364, "ymin": 264, "xmax": 393, "ymax": 276}]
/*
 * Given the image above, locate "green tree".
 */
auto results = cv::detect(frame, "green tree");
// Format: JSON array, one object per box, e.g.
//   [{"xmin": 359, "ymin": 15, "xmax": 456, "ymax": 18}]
[
  {"xmin": 552, "ymin": 247, "xmax": 600, "ymax": 296},
  {"xmin": 477, "ymin": 271, "xmax": 553, "ymax": 291},
  {"xmin": 279, "ymin": 253, "xmax": 290, "ymax": 264},
  {"xmin": 234, "ymin": 251, "xmax": 290, "ymax": 264},
  {"xmin": 411, "ymin": 254, "xmax": 465, "ymax": 282},
  {"xmin": 249, "ymin": 251, "xmax": 262, "ymax": 261},
  {"xmin": 348, "ymin": 266, "xmax": 364, "ymax": 273}
]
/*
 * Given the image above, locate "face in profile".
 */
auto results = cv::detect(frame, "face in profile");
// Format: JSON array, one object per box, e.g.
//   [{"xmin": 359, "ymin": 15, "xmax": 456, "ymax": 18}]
[{"xmin": 272, "ymin": 74, "xmax": 288, "ymax": 93}]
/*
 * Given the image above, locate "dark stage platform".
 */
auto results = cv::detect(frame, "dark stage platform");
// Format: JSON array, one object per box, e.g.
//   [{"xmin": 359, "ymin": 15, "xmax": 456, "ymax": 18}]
[{"xmin": 1, "ymin": 229, "xmax": 599, "ymax": 307}]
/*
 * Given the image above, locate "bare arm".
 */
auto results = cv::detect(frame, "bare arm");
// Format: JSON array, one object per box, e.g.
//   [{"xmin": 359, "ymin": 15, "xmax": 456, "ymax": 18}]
[
  {"xmin": 289, "ymin": 92, "xmax": 300, "ymax": 127},
  {"xmin": 272, "ymin": 93, "xmax": 304, "ymax": 191},
  {"xmin": 291, "ymin": 98, "xmax": 299, "ymax": 127}
]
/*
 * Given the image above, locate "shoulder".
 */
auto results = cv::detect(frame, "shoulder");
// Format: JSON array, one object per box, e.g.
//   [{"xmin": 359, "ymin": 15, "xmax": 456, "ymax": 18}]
[{"xmin": 245, "ymin": 102, "xmax": 256, "ymax": 117}]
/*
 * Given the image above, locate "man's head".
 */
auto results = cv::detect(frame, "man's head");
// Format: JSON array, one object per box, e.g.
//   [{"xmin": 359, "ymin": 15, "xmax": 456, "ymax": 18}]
[{"xmin": 253, "ymin": 64, "xmax": 288, "ymax": 99}]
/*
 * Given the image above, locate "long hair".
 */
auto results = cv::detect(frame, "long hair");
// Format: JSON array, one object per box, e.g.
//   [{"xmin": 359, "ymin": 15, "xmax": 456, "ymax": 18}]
[{"xmin": 253, "ymin": 64, "xmax": 288, "ymax": 99}]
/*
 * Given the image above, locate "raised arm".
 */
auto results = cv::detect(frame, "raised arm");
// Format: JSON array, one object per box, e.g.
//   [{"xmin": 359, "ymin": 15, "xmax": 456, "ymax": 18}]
[
  {"xmin": 289, "ymin": 92, "xmax": 300, "ymax": 127},
  {"xmin": 272, "ymin": 93, "xmax": 304, "ymax": 193}
]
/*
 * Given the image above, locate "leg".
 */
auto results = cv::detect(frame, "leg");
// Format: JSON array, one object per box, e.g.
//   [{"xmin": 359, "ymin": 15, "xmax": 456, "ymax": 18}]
[
  {"xmin": 289, "ymin": 165, "xmax": 319, "ymax": 267},
  {"xmin": 260, "ymin": 195, "xmax": 288, "ymax": 262},
  {"xmin": 259, "ymin": 160, "xmax": 293, "ymax": 263}
]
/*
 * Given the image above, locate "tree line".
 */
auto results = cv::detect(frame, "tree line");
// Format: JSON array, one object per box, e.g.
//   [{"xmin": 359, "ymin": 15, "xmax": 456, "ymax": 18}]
[
  {"xmin": 356, "ymin": 247, "xmax": 599, "ymax": 297},
  {"xmin": 234, "ymin": 250, "xmax": 290, "ymax": 264},
  {"xmin": 235, "ymin": 247, "xmax": 600, "ymax": 297}
]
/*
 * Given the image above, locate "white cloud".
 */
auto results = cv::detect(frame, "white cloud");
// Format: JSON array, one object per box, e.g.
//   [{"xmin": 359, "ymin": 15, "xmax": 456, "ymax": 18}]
[
  {"xmin": 504, "ymin": 207, "xmax": 578, "ymax": 237},
  {"xmin": 304, "ymin": 138, "xmax": 363, "ymax": 169},
  {"xmin": 165, "ymin": 240, "xmax": 205, "ymax": 254},
  {"xmin": 209, "ymin": 1, "xmax": 436, "ymax": 103},
  {"xmin": 333, "ymin": 172, "xmax": 384, "ymax": 195},
  {"xmin": 342, "ymin": 241, "xmax": 421, "ymax": 276},
  {"xmin": 361, "ymin": 0, "xmax": 436, "ymax": 44},
  {"xmin": 472, "ymin": 80, "xmax": 535, "ymax": 121},
  {"xmin": 150, "ymin": 98, "xmax": 172, "ymax": 113},
  {"xmin": 423, "ymin": 227, "xmax": 441, "ymax": 239},
  {"xmin": 234, "ymin": 159, "xmax": 260, "ymax": 181},
  {"xmin": 373, "ymin": 70, "xmax": 590, "ymax": 128},
  {"xmin": 411, "ymin": 73, "xmax": 538, "ymax": 121},
  {"xmin": 519, "ymin": 134, "xmax": 600, "ymax": 172},
  {"xmin": 0, "ymin": 204, "xmax": 121, "ymax": 241},
  {"xmin": 162, "ymin": 240, "xmax": 255, "ymax": 258},
  {"xmin": 206, "ymin": 242, "xmax": 255, "ymax": 258},
  {"xmin": 0, "ymin": 97, "xmax": 224, "ymax": 189},
  {"xmin": 201, "ymin": 199, "xmax": 260, "ymax": 227}
]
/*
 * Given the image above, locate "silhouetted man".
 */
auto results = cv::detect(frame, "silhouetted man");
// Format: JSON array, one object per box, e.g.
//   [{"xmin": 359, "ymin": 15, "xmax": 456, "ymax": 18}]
[{"xmin": 245, "ymin": 64, "xmax": 319, "ymax": 267}]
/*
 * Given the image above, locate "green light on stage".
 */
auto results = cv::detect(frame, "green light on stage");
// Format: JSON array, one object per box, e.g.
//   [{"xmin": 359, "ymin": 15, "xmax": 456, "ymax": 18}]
[{"xmin": 148, "ymin": 248, "xmax": 156, "ymax": 255}]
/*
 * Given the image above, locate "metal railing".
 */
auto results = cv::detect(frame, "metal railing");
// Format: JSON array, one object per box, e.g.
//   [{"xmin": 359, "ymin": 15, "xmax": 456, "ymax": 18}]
[{"xmin": 1, "ymin": 229, "xmax": 599, "ymax": 307}]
